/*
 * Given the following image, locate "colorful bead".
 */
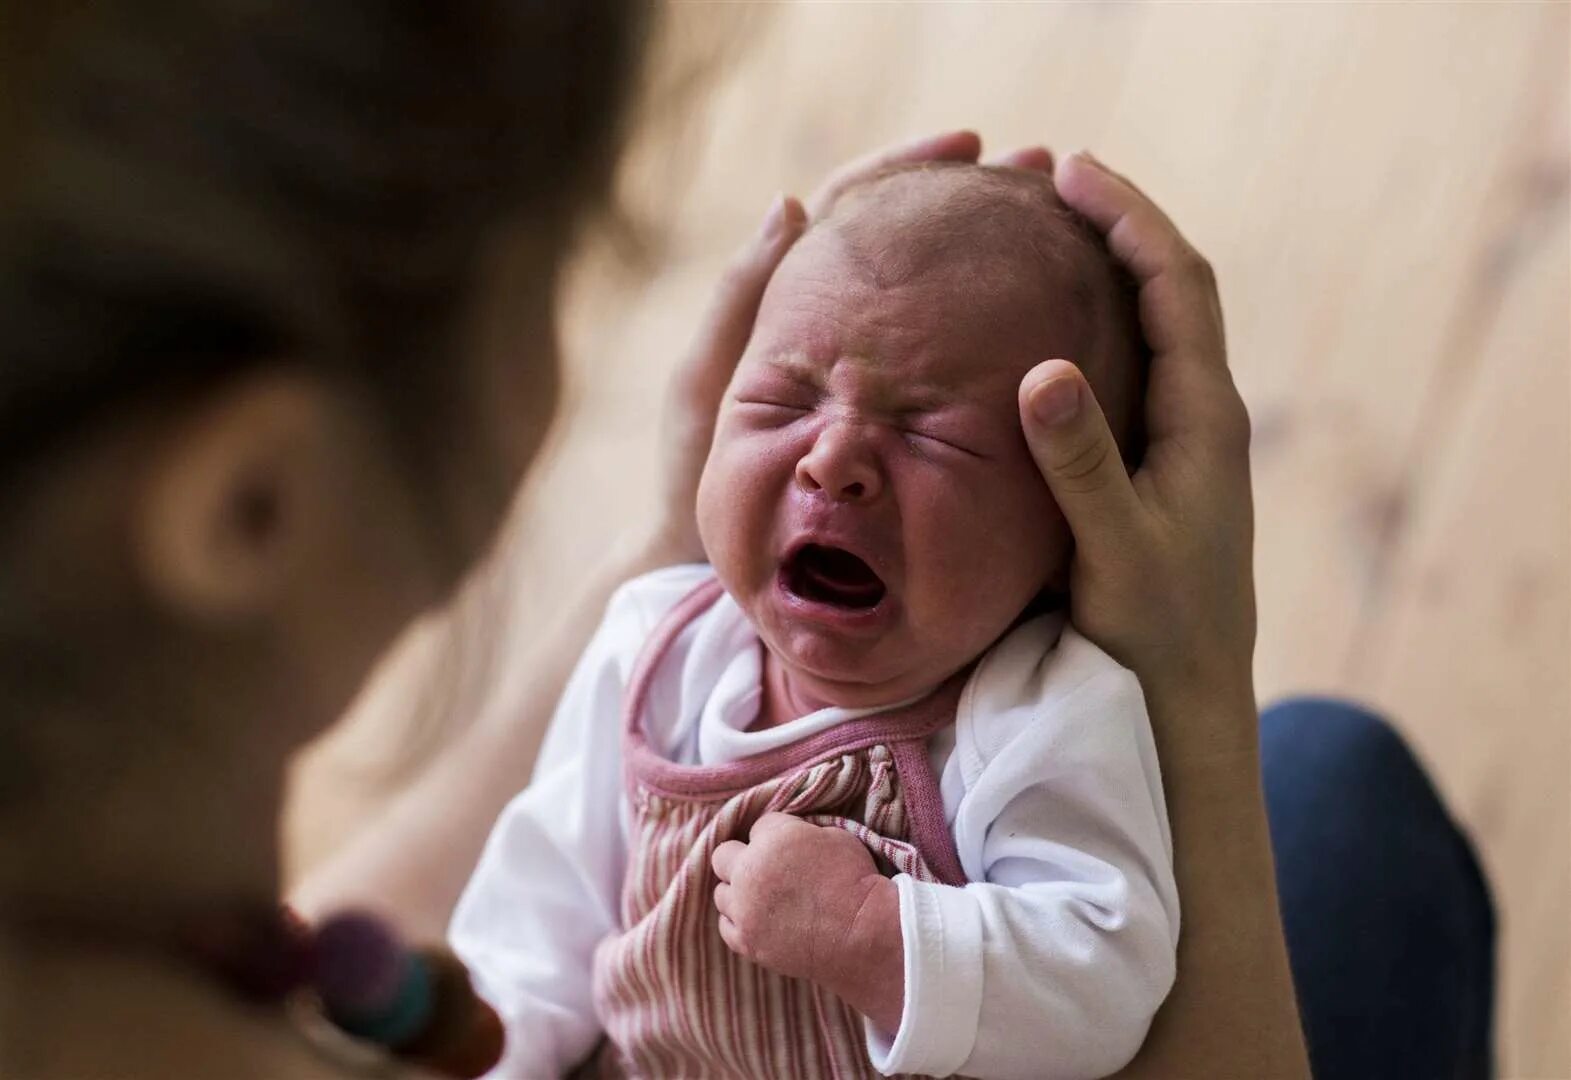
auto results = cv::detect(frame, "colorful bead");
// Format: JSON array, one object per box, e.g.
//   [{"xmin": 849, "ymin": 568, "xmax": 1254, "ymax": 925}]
[
  {"xmin": 314, "ymin": 912, "xmax": 408, "ymax": 1015},
  {"xmin": 316, "ymin": 912, "xmax": 434, "ymax": 1048},
  {"xmin": 393, "ymin": 949, "xmax": 505, "ymax": 1079}
]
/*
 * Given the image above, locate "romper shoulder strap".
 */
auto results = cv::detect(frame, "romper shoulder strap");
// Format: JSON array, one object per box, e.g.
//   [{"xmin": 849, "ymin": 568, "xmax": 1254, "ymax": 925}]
[{"xmin": 621, "ymin": 577, "xmax": 725, "ymax": 744}]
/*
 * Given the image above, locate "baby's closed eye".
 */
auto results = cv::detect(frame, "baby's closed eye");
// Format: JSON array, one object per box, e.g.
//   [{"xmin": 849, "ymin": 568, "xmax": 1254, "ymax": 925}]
[
  {"xmin": 900, "ymin": 426, "xmax": 983, "ymax": 458},
  {"xmin": 897, "ymin": 413, "xmax": 992, "ymax": 460},
  {"xmin": 732, "ymin": 370, "xmax": 817, "ymax": 418},
  {"xmin": 734, "ymin": 398, "xmax": 812, "ymax": 428}
]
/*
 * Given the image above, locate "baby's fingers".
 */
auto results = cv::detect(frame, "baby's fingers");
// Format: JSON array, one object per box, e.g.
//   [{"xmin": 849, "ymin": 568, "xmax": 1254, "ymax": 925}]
[
  {"xmin": 717, "ymin": 914, "xmax": 747, "ymax": 957},
  {"xmin": 711, "ymin": 839, "xmax": 748, "ymax": 884},
  {"xmin": 1019, "ymin": 360, "xmax": 1144, "ymax": 546},
  {"xmin": 749, "ymin": 812, "xmax": 801, "ymax": 840}
]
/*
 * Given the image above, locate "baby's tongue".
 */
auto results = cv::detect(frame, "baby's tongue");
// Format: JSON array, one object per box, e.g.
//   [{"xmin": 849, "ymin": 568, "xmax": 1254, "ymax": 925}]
[{"xmin": 796, "ymin": 547, "xmax": 884, "ymax": 608}]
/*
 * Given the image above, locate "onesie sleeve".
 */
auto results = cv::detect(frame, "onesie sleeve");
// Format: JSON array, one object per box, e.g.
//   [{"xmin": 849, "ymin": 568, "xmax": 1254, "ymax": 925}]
[
  {"xmin": 865, "ymin": 629, "xmax": 1181, "ymax": 1080},
  {"xmin": 449, "ymin": 565, "xmax": 711, "ymax": 1078}
]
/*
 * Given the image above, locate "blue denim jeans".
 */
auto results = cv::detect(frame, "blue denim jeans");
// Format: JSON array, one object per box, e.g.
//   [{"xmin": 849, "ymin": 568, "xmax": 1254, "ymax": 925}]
[{"xmin": 1262, "ymin": 699, "xmax": 1496, "ymax": 1080}]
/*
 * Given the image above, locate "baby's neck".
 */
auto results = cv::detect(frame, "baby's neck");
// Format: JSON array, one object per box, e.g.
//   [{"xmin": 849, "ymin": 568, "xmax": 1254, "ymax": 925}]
[
  {"xmin": 755, "ymin": 652, "xmax": 823, "ymax": 731},
  {"xmin": 755, "ymin": 649, "xmax": 936, "ymax": 731}
]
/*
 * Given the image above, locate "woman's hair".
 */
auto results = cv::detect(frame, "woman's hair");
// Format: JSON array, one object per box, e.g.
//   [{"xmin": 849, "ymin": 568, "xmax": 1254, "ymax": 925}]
[
  {"xmin": 0, "ymin": 1, "xmax": 649, "ymax": 814},
  {"xmin": 0, "ymin": 1, "xmax": 647, "ymax": 487}
]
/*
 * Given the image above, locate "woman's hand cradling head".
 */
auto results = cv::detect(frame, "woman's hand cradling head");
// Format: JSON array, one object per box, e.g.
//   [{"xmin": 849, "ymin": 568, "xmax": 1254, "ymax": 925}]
[
  {"xmin": 648, "ymin": 193, "xmax": 807, "ymax": 565},
  {"xmin": 1016, "ymin": 151, "xmax": 1258, "ymax": 760},
  {"xmin": 646, "ymin": 131, "xmax": 987, "ymax": 566}
]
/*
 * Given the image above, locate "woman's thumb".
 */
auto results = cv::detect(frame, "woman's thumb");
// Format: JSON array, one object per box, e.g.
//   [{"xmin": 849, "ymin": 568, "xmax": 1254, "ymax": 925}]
[{"xmin": 1019, "ymin": 360, "xmax": 1142, "ymax": 540}]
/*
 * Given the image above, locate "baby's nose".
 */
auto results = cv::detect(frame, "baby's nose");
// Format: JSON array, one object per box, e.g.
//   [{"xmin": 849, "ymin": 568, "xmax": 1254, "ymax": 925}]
[{"xmin": 795, "ymin": 424, "xmax": 882, "ymax": 502}]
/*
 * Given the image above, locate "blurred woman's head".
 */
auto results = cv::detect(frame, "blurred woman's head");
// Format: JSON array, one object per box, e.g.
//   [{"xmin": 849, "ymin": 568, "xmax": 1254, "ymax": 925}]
[{"xmin": 0, "ymin": 1, "xmax": 645, "ymax": 909}]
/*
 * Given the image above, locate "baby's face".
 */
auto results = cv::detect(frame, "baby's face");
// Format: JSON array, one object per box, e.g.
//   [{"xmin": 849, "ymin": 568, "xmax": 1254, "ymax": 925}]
[{"xmin": 697, "ymin": 229, "xmax": 1076, "ymax": 708}]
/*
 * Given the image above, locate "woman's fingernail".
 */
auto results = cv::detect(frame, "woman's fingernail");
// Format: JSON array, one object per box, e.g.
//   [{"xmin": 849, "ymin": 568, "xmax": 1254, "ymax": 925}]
[
  {"xmin": 1074, "ymin": 149, "xmax": 1103, "ymax": 169},
  {"xmin": 1030, "ymin": 376, "xmax": 1082, "ymax": 427}
]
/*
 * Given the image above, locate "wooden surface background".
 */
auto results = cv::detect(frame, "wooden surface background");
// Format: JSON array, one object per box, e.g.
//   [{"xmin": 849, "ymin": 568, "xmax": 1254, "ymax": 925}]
[{"xmin": 289, "ymin": 4, "xmax": 1571, "ymax": 1075}]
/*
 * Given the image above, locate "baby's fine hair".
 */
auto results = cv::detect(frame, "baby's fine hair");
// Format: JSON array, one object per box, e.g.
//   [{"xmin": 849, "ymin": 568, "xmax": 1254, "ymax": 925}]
[{"xmin": 818, "ymin": 162, "xmax": 1147, "ymax": 461}]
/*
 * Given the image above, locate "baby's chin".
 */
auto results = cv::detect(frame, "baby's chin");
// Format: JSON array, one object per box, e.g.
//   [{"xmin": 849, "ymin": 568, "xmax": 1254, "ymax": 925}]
[{"xmin": 758, "ymin": 622, "xmax": 946, "ymax": 711}]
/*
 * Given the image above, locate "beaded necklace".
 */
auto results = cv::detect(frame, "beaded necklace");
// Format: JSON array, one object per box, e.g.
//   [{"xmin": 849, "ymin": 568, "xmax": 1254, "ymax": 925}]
[{"xmin": 181, "ymin": 904, "xmax": 504, "ymax": 1077}]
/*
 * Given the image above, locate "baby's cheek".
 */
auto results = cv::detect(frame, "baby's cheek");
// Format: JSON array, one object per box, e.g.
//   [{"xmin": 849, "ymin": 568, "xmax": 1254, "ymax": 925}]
[
  {"xmin": 699, "ymin": 434, "xmax": 793, "ymax": 587},
  {"xmin": 698, "ymin": 446, "xmax": 759, "ymax": 575},
  {"xmin": 695, "ymin": 452, "xmax": 730, "ymax": 558},
  {"xmin": 919, "ymin": 470, "xmax": 1066, "ymax": 626},
  {"xmin": 998, "ymin": 480, "xmax": 1072, "ymax": 592}
]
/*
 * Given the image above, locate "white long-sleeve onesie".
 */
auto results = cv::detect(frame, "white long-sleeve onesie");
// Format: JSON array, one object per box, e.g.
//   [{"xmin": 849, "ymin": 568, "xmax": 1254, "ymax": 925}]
[{"xmin": 451, "ymin": 565, "xmax": 1179, "ymax": 1079}]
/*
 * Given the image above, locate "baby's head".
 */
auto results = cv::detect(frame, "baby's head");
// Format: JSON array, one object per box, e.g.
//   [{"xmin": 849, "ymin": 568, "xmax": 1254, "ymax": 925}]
[{"xmin": 697, "ymin": 163, "xmax": 1143, "ymax": 708}]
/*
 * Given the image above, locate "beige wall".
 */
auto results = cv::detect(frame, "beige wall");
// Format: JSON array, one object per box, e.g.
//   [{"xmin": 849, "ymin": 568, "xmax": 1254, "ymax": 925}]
[{"xmin": 293, "ymin": 5, "xmax": 1570, "ymax": 1075}]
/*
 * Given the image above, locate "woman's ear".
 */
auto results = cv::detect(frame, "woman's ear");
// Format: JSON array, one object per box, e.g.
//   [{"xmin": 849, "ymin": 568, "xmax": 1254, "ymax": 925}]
[{"xmin": 133, "ymin": 372, "xmax": 340, "ymax": 622}]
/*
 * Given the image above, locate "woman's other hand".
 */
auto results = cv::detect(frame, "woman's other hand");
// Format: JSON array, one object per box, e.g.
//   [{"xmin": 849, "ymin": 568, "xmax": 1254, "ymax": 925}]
[
  {"xmin": 648, "ymin": 130, "xmax": 987, "ymax": 566},
  {"xmin": 649, "ymin": 192, "xmax": 805, "ymax": 565},
  {"xmin": 1017, "ymin": 151, "xmax": 1257, "ymax": 758},
  {"xmin": 1014, "ymin": 151, "xmax": 1307, "ymax": 1080}
]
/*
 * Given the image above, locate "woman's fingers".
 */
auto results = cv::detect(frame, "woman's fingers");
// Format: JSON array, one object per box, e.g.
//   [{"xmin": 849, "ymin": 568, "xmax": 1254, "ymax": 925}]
[
  {"xmin": 1019, "ymin": 360, "xmax": 1144, "ymax": 544},
  {"xmin": 1053, "ymin": 151, "xmax": 1245, "ymax": 464},
  {"xmin": 1141, "ymin": 346, "xmax": 1254, "ymax": 463},
  {"xmin": 1053, "ymin": 152, "xmax": 1188, "ymax": 284},
  {"xmin": 806, "ymin": 130, "xmax": 982, "ymax": 219},
  {"xmin": 989, "ymin": 145, "xmax": 1054, "ymax": 173},
  {"xmin": 655, "ymin": 194, "xmax": 807, "ymax": 561},
  {"xmin": 678, "ymin": 194, "xmax": 807, "ymax": 401},
  {"xmin": 675, "ymin": 133, "xmax": 981, "ymax": 434},
  {"xmin": 1054, "ymin": 152, "xmax": 1225, "ymax": 363}
]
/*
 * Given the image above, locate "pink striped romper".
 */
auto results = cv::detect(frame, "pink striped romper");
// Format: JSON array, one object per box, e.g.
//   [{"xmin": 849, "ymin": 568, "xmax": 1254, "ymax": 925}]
[{"xmin": 582, "ymin": 579, "xmax": 970, "ymax": 1079}]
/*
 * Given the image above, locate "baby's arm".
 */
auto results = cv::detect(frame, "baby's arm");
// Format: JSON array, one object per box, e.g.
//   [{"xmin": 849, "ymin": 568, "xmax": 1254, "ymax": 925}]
[
  {"xmin": 449, "ymin": 577, "xmax": 685, "ymax": 1076},
  {"xmin": 711, "ymin": 813, "xmax": 906, "ymax": 1031},
  {"xmin": 885, "ymin": 654, "xmax": 1179, "ymax": 1079},
  {"xmin": 715, "ymin": 633, "xmax": 1180, "ymax": 1080}
]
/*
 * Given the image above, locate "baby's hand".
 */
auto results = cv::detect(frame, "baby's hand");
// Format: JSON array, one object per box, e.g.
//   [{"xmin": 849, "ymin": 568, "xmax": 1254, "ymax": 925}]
[{"xmin": 711, "ymin": 813, "xmax": 905, "ymax": 1033}]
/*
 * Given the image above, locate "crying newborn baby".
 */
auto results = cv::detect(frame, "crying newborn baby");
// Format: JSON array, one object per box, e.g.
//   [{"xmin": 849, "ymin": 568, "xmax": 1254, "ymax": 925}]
[{"xmin": 453, "ymin": 162, "xmax": 1180, "ymax": 1080}]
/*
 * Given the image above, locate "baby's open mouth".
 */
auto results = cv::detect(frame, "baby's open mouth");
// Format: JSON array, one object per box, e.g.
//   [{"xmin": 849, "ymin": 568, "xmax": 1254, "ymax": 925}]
[{"xmin": 783, "ymin": 544, "xmax": 887, "ymax": 610}]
